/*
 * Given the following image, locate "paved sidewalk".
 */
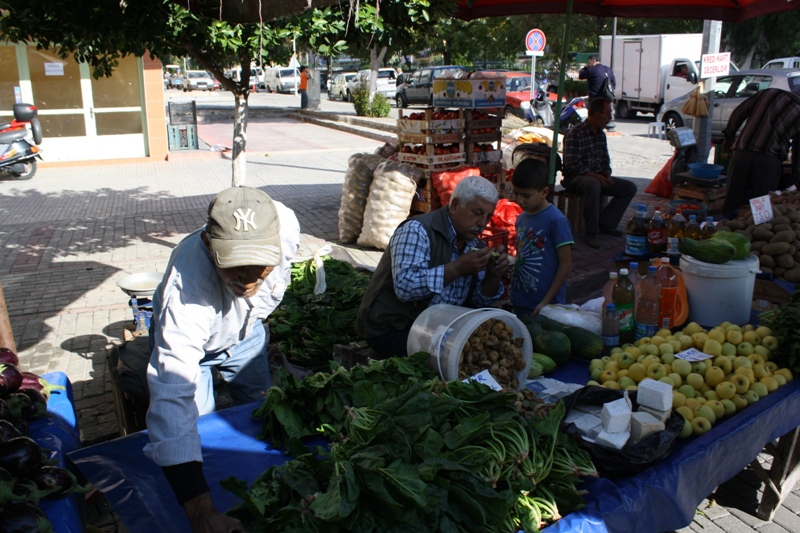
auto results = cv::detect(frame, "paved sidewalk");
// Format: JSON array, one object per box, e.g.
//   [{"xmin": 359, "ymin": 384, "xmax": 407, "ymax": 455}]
[{"xmin": 0, "ymin": 114, "xmax": 797, "ymax": 532}]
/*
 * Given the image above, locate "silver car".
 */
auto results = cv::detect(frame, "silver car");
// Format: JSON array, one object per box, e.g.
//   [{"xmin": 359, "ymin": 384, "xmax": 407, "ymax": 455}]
[
  {"xmin": 657, "ymin": 69, "xmax": 800, "ymax": 140},
  {"xmin": 346, "ymin": 68, "xmax": 397, "ymax": 101},
  {"xmin": 328, "ymin": 71, "xmax": 357, "ymax": 101}
]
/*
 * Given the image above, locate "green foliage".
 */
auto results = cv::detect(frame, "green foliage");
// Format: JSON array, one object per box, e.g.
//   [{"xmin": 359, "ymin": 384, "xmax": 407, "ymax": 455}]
[
  {"xmin": 758, "ymin": 287, "xmax": 800, "ymax": 374},
  {"xmin": 562, "ymin": 78, "xmax": 588, "ymax": 96},
  {"xmin": 352, "ymin": 87, "xmax": 391, "ymax": 117}
]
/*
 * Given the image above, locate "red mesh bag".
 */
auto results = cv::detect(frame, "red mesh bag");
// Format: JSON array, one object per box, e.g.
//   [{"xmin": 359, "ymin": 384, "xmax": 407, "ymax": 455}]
[
  {"xmin": 645, "ymin": 154, "xmax": 676, "ymax": 199},
  {"xmin": 489, "ymin": 199, "xmax": 523, "ymax": 256},
  {"xmin": 432, "ymin": 166, "xmax": 481, "ymax": 207}
]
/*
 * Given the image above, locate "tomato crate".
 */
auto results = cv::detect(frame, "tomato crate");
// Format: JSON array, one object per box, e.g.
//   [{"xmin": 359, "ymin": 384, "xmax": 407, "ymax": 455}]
[
  {"xmin": 465, "ymin": 111, "xmax": 503, "ymax": 131},
  {"xmin": 397, "ymin": 108, "xmax": 464, "ymax": 135},
  {"xmin": 467, "ymin": 148, "xmax": 502, "ymax": 165},
  {"xmin": 398, "ymin": 151, "xmax": 467, "ymax": 167},
  {"xmin": 399, "ymin": 131, "xmax": 463, "ymax": 144},
  {"xmin": 465, "ymin": 130, "xmax": 502, "ymax": 143},
  {"xmin": 409, "ymin": 178, "xmax": 442, "ymax": 214}
]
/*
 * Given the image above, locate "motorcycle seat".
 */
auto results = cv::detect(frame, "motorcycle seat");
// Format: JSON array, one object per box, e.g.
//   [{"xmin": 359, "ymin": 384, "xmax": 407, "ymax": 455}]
[
  {"xmin": 0, "ymin": 129, "xmax": 27, "ymax": 144},
  {"xmin": 0, "ymin": 122, "xmax": 12, "ymax": 131}
]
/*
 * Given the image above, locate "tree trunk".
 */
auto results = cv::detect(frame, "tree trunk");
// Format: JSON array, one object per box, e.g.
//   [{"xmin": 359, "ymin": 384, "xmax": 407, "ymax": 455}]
[
  {"xmin": 0, "ymin": 282, "xmax": 16, "ymax": 353},
  {"xmin": 368, "ymin": 45, "xmax": 388, "ymax": 105},
  {"xmin": 231, "ymin": 90, "xmax": 248, "ymax": 187}
]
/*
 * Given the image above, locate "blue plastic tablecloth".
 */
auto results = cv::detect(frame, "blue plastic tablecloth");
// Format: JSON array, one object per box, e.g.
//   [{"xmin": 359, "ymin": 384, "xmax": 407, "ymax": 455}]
[
  {"xmin": 30, "ymin": 372, "xmax": 85, "ymax": 533},
  {"xmin": 68, "ymin": 362, "xmax": 800, "ymax": 533}
]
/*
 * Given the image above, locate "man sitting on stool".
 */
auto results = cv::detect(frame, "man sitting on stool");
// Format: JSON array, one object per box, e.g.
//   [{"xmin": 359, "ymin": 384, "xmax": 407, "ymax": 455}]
[{"xmin": 562, "ymin": 97, "xmax": 637, "ymax": 248}]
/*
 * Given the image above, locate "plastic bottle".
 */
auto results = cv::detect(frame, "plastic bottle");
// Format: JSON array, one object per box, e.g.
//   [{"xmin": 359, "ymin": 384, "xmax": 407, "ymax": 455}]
[
  {"xmin": 701, "ymin": 216, "xmax": 717, "ymax": 239},
  {"xmin": 602, "ymin": 271, "xmax": 619, "ymax": 307},
  {"xmin": 667, "ymin": 208, "xmax": 687, "ymax": 256},
  {"xmin": 634, "ymin": 265, "xmax": 662, "ymax": 340},
  {"xmin": 648, "ymin": 207, "xmax": 668, "ymax": 255},
  {"xmin": 625, "ymin": 205, "xmax": 648, "ymax": 256},
  {"xmin": 685, "ymin": 214, "xmax": 701, "ymax": 239},
  {"xmin": 628, "ymin": 262, "xmax": 643, "ymax": 312},
  {"xmin": 613, "ymin": 268, "xmax": 636, "ymax": 345},
  {"xmin": 658, "ymin": 257, "xmax": 679, "ymax": 330},
  {"xmin": 602, "ymin": 304, "xmax": 619, "ymax": 356}
]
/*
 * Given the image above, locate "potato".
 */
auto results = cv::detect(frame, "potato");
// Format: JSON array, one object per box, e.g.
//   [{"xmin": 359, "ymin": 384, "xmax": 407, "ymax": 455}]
[
  {"xmin": 794, "ymin": 251, "xmax": 800, "ymax": 264},
  {"xmin": 760, "ymin": 254, "xmax": 776, "ymax": 268},
  {"xmin": 789, "ymin": 212, "xmax": 800, "ymax": 224},
  {"xmin": 771, "ymin": 216, "xmax": 791, "ymax": 225},
  {"xmin": 752, "ymin": 250, "xmax": 761, "ymax": 258},
  {"xmin": 745, "ymin": 216, "xmax": 755, "ymax": 226},
  {"xmin": 792, "ymin": 246, "xmax": 797, "ymax": 256},
  {"xmin": 770, "ymin": 230, "xmax": 796, "ymax": 244},
  {"xmin": 774, "ymin": 267, "xmax": 786, "ymax": 278},
  {"xmin": 763, "ymin": 242, "xmax": 792, "ymax": 256},
  {"xmin": 761, "ymin": 266, "xmax": 774, "ymax": 275},
  {"xmin": 750, "ymin": 241, "xmax": 767, "ymax": 252},
  {"xmin": 773, "ymin": 224, "xmax": 794, "ymax": 233},
  {"xmin": 777, "ymin": 253, "xmax": 796, "ymax": 270},
  {"xmin": 784, "ymin": 267, "xmax": 800, "ymax": 284},
  {"xmin": 753, "ymin": 227, "xmax": 775, "ymax": 241},
  {"xmin": 727, "ymin": 220, "xmax": 746, "ymax": 230}
]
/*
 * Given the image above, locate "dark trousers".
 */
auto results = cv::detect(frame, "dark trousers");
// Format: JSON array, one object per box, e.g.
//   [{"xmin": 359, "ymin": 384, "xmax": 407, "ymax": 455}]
[
  {"xmin": 722, "ymin": 149, "xmax": 782, "ymax": 214},
  {"xmin": 300, "ymin": 89, "xmax": 308, "ymax": 109},
  {"xmin": 365, "ymin": 324, "xmax": 412, "ymax": 359},
  {"xmin": 563, "ymin": 175, "xmax": 638, "ymax": 234}
]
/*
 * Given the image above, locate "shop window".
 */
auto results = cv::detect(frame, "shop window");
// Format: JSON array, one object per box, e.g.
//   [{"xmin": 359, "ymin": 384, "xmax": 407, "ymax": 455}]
[
  {"xmin": 27, "ymin": 47, "xmax": 82, "ymax": 110},
  {"xmin": 91, "ymin": 55, "xmax": 142, "ymax": 109},
  {"xmin": 38, "ymin": 114, "xmax": 87, "ymax": 138},
  {"xmin": 0, "ymin": 46, "xmax": 20, "ymax": 118},
  {"xmin": 96, "ymin": 111, "xmax": 143, "ymax": 136}
]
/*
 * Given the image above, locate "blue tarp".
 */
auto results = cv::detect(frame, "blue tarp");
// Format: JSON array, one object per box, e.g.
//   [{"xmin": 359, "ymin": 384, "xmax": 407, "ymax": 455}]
[
  {"xmin": 69, "ymin": 361, "xmax": 800, "ymax": 533},
  {"xmin": 31, "ymin": 372, "xmax": 85, "ymax": 533}
]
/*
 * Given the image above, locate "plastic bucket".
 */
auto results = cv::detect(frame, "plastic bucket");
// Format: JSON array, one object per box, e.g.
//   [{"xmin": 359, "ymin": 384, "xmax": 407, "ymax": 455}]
[
  {"xmin": 407, "ymin": 304, "xmax": 532, "ymax": 390},
  {"xmin": 679, "ymin": 254, "xmax": 760, "ymax": 327}
]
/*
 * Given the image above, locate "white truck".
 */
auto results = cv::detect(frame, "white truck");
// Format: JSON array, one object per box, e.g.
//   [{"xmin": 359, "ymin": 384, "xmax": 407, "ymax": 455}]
[{"xmin": 599, "ymin": 33, "xmax": 702, "ymax": 119}]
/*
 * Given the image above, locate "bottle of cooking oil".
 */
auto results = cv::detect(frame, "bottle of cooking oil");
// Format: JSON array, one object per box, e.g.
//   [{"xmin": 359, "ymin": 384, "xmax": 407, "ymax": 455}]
[
  {"xmin": 667, "ymin": 208, "xmax": 686, "ymax": 257},
  {"xmin": 625, "ymin": 205, "xmax": 648, "ymax": 256},
  {"xmin": 700, "ymin": 216, "xmax": 716, "ymax": 239},
  {"xmin": 685, "ymin": 215, "xmax": 701, "ymax": 240}
]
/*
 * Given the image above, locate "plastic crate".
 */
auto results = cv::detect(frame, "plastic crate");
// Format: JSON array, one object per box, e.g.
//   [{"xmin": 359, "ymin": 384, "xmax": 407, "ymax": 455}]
[
  {"xmin": 167, "ymin": 124, "xmax": 198, "ymax": 150},
  {"xmin": 168, "ymin": 101, "xmax": 197, "ymax": 125}
]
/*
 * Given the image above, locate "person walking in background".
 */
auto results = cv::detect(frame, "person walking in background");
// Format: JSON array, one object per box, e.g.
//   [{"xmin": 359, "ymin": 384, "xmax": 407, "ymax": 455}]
[
  {"xmin": 298, "ymin": 66, "xmax": 310, "ymax": 109},
  {"xmin": 579, "ymin": 54, "xmax": 615, "ymax": 101}
]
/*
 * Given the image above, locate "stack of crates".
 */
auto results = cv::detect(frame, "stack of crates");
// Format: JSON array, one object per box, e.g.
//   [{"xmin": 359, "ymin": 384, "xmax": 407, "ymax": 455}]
[{"xmin": 167, "ymin": 101, "xmax": 199, "ymax": 150}]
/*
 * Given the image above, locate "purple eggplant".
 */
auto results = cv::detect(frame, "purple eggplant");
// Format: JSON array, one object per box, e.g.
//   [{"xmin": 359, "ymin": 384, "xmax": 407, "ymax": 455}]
[
  {"xmin": 0, "ymin": 419, "xmax": 23, "ymax": 442},
  {"xmin": 18, "ymin": 372, "xmax": 64, "ymax": 401},
  {"xmin": 0, "ymin": 363, "xmax": 23, "ymax": 394},
  {"xmin": 0, "ymin": 346, "xmax": 19, "ymax": 367},
  {"xmin": 17, "ymin": 389, "xmax": 48, "ymax": 420},
  {"xmin": 6, "ymin": 392, "xmax": 46, "ymax": 421},
  {"xmin": 0, "ymin": 436, "xmax": 42, "ymax": 476},
  {"xmin": 27, "ymin": 465, "xmax": 79, "ymax": 500},
  {"xmin": 0, "ymin": 501, "xmax": 55, "ymax": 533}
]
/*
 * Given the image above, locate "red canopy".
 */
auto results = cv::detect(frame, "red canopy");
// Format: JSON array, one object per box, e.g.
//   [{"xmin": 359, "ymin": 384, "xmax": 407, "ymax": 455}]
[{"xmin": 455, "ymin": 0, "xmax": 798, "ymax": 22}]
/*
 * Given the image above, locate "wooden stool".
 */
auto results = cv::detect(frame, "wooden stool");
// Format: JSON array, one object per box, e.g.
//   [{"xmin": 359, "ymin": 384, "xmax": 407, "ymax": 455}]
[{"xmin": 554, "ymin": 188, "xmax": 610, "ymax": 234}]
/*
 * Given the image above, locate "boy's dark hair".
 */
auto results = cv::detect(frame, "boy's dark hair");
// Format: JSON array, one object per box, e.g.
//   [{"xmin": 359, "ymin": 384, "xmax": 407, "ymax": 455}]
[{"xmin": 512, "ymin": 158, "xmax": 550, "ymax": 191}]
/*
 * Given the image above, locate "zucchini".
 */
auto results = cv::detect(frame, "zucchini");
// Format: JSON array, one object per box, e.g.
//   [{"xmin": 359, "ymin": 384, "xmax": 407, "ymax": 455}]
[
  {"xmin": 678, "ymin": 237, "xmax": 736, "ymax": 264},
  {"xmin": 712, "ymin": 231, "xmax": 751, "ymax": 260},
  {"xmin": 527, "ymin": 359, "xmax": 544, "ymax": 379},
  {"xmin": 562, "ymin": 326, "xmax": 603, "ymax": 360},
  {"xmin": 532, "ymin": 353, "xmax": 557, "ymax": 373}
]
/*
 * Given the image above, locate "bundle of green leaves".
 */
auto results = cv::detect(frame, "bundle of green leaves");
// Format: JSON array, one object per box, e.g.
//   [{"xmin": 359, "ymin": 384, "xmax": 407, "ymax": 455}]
[
  {"xmin": 759, "ymin": 287, "xmax": 800, "ymax": 373},
  {"xmin": 269, "ymin": 256, "xmax": 371, "ymax": 368},
  {"xmin": 224, "ymin": 356, "xmax": 597, "ymax": 532}
]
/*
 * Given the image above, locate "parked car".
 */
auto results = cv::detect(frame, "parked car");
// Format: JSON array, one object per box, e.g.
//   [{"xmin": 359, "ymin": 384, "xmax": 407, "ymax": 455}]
[
  {"xmin": 394, "ymin": 65, "xmax": 467, "ymax": 107},
  {"xmin": 761, "ymin": 57, "xmax": 800, "ymax": 69},
  {"xmin": 657, "ymin": 69, "xmax": 800, "ymax": 140},
  {"xmin": 347, "ymin": 68, "xmax": 398, "ymax": 101},
  {"xmin": 181, "ymin": 70, "xmax": 214, "ymax": 91},
  {"xmin": 263, "ymin": 67, "xmax": 300, "ymax": 93},
  {"xmin": 228, "ymin": 66, "xmax": 264, "ymax": 89},
  {"xmin": 328, "ymin": 71, "xmax": 357, "ymax": 101}
]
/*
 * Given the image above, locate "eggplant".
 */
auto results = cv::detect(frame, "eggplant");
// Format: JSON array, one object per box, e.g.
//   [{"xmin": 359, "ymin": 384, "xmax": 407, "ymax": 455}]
[
  {"xmin": 18, "ymin": 372, "xmax": 64, "ymax": 401},
  {"xmin": 0, "ymin": 363, "xmax": 23, "ymax": 394},
  {"xmin": 17, "ymin": 389, "xmax": 48, "ymax": 420},
  {"xmin": 0, "ymin": 501, "xmax": 55, "ymax": 533},
  {"xmin": 5, "ymin": 392, "xmax": 45, "ymax": 421},
  {"xmin": 0, "ymin": 436, "xmax": 42, "ymax": 476},
  {"xmin": 27, "ymin": 465, "xmax": 79, "ymax": 500},
  {"xmin": 0, "ymin": 419, "xmax": 23, "ymax": 442},
  {"xmin": 0, "ymin": 346, "xmax": 19, "ymax": 367}
]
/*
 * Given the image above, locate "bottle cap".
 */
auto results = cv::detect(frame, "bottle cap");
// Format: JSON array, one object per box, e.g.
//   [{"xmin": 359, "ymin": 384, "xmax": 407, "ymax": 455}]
[
  {"xmin": 609, "ymin": 272, "xmax": 618, "ymax": 279},
  {"xmin": 707, "ymin": 216, "xmax": 714, "ymax": 221},
  {"xmin": 630, "ymin": 262, "xmax": 638, "ymax": 268},
  {"xmin": 661, "ymin": 257, "xmax": 670, "ymax": 263},
  {"xmin": 620, "ymin": 268, "xmax": 629, "ymax": 276},
  {"xmin": 648, "ymin": 265, "xmax": 658, "ymax": 272},
  {"xmin": 605, "ymin": 303, "xmax": 615, "ymax": 310},
  {"xmin": 690, "ymin": 214, "xmax": 696, "ymax": 220}
]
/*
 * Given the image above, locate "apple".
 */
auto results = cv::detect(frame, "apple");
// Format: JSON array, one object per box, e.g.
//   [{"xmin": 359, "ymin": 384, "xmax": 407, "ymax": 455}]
[
  {"xmin": 657, "ymin": 328, "xmax": 672, "ymax": 338},
  {"xmin": 704, "ymin": 390, "xmax": 719, "ymax": 402},
  {"xmin": 692, "ymin": 416, "xmax": 712, "ymax": 436},
  {"xmin": 754, "ymin": 345, "xmax": 771, "ymax": 361},
  {"xmin": 668, "ymin": 372, "xmax": 683, "ymax": 388},
  {"xmin": 734, "ymin": 366, "xmax": 756, "ymax": 384},
  {"xmin": 692, "ymin": 332, "xmax": 709, "ymax": 349},
  {"xmin": 673, "ymin": 359, "xmax": 693, "ymax": 378},
  {"xmin": 610, "ymin": 347, "xmax": 623, "ymax": 355},
  {"xmin": 636, "ymin": 337, "xmax": 651, "ymax": 347},
  {"xmin": 684, "ymin": 398, "xmax": 701, "ymax": 411},
  {"xmin": 589, "ymin": 359, "xmax": 605, "ymax": 372},
  {"xmin": 650, "ymin": 336, "xmax": 666, "ymax": 347},
  {"xmin": 603, "ymin": 380, "xmax": 622, "ymax": 390},
  {"xmin": 703, "ymin": 366, "xmax": 726, "ymax": 388},
  {"xmin": 755, "ymin": 326, "xmax": 773, "ymax": 339},
  {"xmin": 729, "ymin": 374, "xmax": 750, "ymax": 394},
  {"xmin": 618, "ymin": 369, "xmax": 629, "ymax": 378},
  {"xmin": 591, "ymin": 367, "xmax": 604, "ymax": 381},
  {"xmin": 743, "ymin": 331, "xmax": 761, "ymax": 345},
  {"xmin": 736, "ymin": 342, "xmax": 755, "ymax": 357},
  {"xmin": 720, "ymin": 399, "xmax": 737, "ymax": 417},
  {"xmin": 694, "ymin": 405, "xmax": 717, "ymax": 424},
  {"xmin": 733, "ymin": 356, "xmax": 753, "ymax": 370},
  {"xmin": 642, "ymin": 355, "xmax": 661, "ymax": 369},
  {"xmin": 686, "ymin": 372, "xmax": 705, "ymax": 391},
  {"xmin": 721, "ymin": 343, "xmax": 737, "ymax": 357},
  {"xmin": 742, "ymin": 324, "xmax": 755, "ymax": 332},
  {"xmin": 699, "ymin": 382, "xmax": 712, "ymax": 394},
  {"xmin": 618, "ymin": 376, "xmax": 636, "ymax": 389},
  {"xmin": 748, "ymin": 354, "xmax": 766, "ymax": 367},
  {"xmin": 705, "ymin": 400, "xmax": 725, "ymax": 420},
  {"xmin": 660, "ymin": 376, "xmax": 676, "ymax": 388},
  {"xmin": 703, "ymin": 339, "xmax": 723, "ymax": 357},
  {"xmin": 625, "ymin": 385, "xmax": 638, "ymax": 391},
  {"xmin": 680, "ymin": 419, "xmax": 693, "ymax": 438},
  {"xmin": 683, "ymin": 322, "xmax": 703, "ymax": 335},
  {"xmin": 625, "ymin": 346, "xmax": 643, "ymax": 358},
  {"xmin": 676, "ymin": 405, "xmax": 695, "ymax": 421},
  {"xmin": 744, "ymin": 389, "xmax": 760, "ymax": 405},
  {"xmin": 600, "ymin": 369, "xmax": 618, "ymax": 383},
  {"xmin": 692, "ymin": 360, "xmax": 709, "ymax": 376},
  {"xmin": 732, "ymin": 394, "xmax": 749, "ymax": 411},
  {"xmin": 726, "ymin": 330, "xmax": 743, "ymax": 345},
  {"xmin": 587, "ymin": 380, "xmax": 601, "ymax": 386},
  {"xmin": 670, "ymin": 340, "xmax": 683, "ymax": 353},
  {"xmin": 752, "ymin": 363, "xmax": 771, "ymax": 380},
  {"xmin": 766, "ymin": 361, "xmax": 779, "ymax": 373},
  {"xmin": 627, "ymin": 363, "xmax": 647, "ymax": 383},
  {"xmin": 760, "ymin": 376, "xmax": 779, "ymax": 393},
  {"xmin": 601, "ymin": 356, "xmax": 611, "ymax": 364},
  {"xmin": 714, "ymin": 356, "xmax": 733, "ymax": 374},
  {"xmin": 749, "ymin": 382, "xmax": 769, "ymax": 399},
  {"xmin": 707, "ymin": 328, "xmax": 726, "ymax": 344},
  {"xmin": 604, "ymin": 360, "xmax": 620, "ymax": 371},
  {"xmin": 774, "ymin": 374, "xmax": 787, "ymax": 387},
  {"xmin": 660, "ymin": 345, "xmax": 675, "ymax": 358},
  {"xmin": 643, "ymin": 344, "xmax": 660, "ymax": 357},
  {"xmin": 610, "ymin": 352, "xmax": 620, "ymax": 361},
  {"xmin": 679, "ymin": 335, "xmax": 694, "ymax": 350},
  {"xmin": 617, "ymin": 351, "xmax": 636, "ymax": 369},
  {"xmin": 678, "ymin": 384, "xmax": 696, "ymax": 399},
  {"xmin": 672, "ymin": 391, "xmax": 687, "ymax": 408},
  {"xmin": 762, "ymin": 335, "xmax": 779, "ymax": 352},
  {"xmin": 647, "ymin": 363, "xmax": 668, "ymax": 381},
  {"xmin": 715, "ymin": 381, "xmax": 736, "ymax": 400}
]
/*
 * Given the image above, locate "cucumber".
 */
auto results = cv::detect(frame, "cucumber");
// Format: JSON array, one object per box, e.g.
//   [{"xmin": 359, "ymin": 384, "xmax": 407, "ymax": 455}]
[
  {"xmin": 678, "ymin": 237, "xmax": 736, "ymax": 264},
  {"xmin": 528, "ymin": 359, "xmax": 544, "ymax": 379},
  {"xmin": 711, "ymin": 230, "xmax": 751, "ymax": 260},
  {"xmin": 532, "ymin": 353, "xmax": 557, "ymax": 373}
]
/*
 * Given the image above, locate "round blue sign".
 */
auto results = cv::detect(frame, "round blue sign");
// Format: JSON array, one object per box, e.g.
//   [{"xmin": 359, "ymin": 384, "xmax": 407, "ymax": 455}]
[{"xmin": 526, "ymin": 29, "xmax": 546, "ymax": 52}]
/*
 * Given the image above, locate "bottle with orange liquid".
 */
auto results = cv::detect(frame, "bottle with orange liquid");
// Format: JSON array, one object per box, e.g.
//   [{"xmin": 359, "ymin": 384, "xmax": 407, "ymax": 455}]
[{"xmin": 658, "ymin": 257, "xmax": 679, "ymax": 330}]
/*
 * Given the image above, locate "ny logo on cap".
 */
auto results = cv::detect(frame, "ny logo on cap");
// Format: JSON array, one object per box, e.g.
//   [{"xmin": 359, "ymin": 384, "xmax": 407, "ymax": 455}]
[{"xmin": 233, "ymin": 208, "xmax": 258, "ymax": 231}]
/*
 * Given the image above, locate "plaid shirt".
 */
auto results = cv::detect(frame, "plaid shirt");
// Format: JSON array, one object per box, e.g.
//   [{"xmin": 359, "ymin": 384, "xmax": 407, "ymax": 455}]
[
  {"xmin": 563, "ymin": 120, "xmax": 611, "ymax": 179},
  {"xmin": 390, "ymin": 217, "xmax": 501, "ymax": 306},
  {"xmin": 723, "ymin": 88, "xmax": 800, "ymax": 162}
]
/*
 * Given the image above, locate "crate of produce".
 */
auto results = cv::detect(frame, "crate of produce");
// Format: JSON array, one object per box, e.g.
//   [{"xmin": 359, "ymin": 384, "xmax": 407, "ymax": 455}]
[
  {"xmin": 410, "ymin": 178, "xmax": 442, "ymax": 214},
  {"xmin": 398, "ymin": 108, "xmax": 464, "ymax": 135},
  {"xmin": 467, "ymin": 144, "xmax": 502, "ymax": 165},
  {"xmin": 465, "ymin": 110, "xmax": 503, "ymax": 131},
  {"xmin": 399, "ymin": 131, "xmax": 463, "ymax": 144},
  {"xmin": 465, "ymin": 130, "xmax": 502, "ymax": 143},
  {"xmin": 433, "ymin": 77, "xmax": 506, "ymax": 108},
  {"xmin": 399, "ymin": 151, "xmax": 467, "ymax": 167}
]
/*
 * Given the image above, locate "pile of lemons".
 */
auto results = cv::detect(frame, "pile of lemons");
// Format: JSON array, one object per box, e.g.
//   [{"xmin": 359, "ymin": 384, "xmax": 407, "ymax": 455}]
[{"xmin": 587, "ymin": 321, "xmax": 794, "ymax": 438}]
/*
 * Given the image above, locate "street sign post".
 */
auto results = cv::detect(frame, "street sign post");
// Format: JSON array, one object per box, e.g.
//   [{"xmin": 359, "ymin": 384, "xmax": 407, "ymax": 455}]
[{"xmin": 525, "ymin": 29, "xmax": 546, "ymax": 102}]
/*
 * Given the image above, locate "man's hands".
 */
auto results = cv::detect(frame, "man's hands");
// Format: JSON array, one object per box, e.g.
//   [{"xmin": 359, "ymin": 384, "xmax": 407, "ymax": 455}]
[
  {"xmin": 484, "ymin": 245, "xmax": 510, "ymax": 280},
  {"xmin": 452, "ymin": 246, "xmax": 508, "ymax": 278},
  {"xmin": 722, "ymin": 139, "xmax": 733, "ymax": 153},
  {"xmin": 184, "ymin": 492, "xmax": 245, "ymax": 533},
  {"xmin": 592, "ymin": 171, "xmax": 613, "ymax": 188}
]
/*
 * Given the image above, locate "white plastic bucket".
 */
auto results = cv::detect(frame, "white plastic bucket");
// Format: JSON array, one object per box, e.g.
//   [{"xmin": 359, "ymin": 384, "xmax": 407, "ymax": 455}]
[
  {"xmin": 679, "ymin": 254, "xmax": 760, "ymax": 327},
  {"xmin": 407, "ymin": 304, "xmax": 532, "ymax": 390}
]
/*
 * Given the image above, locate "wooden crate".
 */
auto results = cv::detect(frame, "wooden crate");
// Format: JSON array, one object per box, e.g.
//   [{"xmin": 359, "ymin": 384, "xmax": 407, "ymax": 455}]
[
  {"xmin": 751, "ymin": 278, "xmax": 791, "ymax": 313},
  {"xmin": 397, "ymin": 108, "xmax": 464, "ymax": 135},
  {"xmin": 671, "ymin": 179, "xmax": 728, "ymax": 214}
]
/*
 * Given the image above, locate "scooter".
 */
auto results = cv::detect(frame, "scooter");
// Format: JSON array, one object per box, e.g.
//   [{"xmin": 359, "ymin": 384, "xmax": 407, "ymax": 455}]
[
  {"xmin": 557, "ymin": 96, "xmax": 588, "ymax": 133},
  {"xmin": 524, "ymin": 87, "xmax": 555, "ymax": 127},
  {"xmin": 0, "ymin": 104, "xmax": 43, "ymax": 180}
]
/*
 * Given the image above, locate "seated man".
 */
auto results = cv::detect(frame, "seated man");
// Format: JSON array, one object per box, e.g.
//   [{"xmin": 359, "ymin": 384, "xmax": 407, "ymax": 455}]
[
  {"xmin": 675, "ymin": 64, "xmax": 689, "ymax": 79},
  {"xmin": 356, "ymin": 176, "xmax": 509, "ymax": 358},
  {"xmin": 562, "ymin": 97, "xmax": 638, "ymax": 248},
  {"xmin": 145, "ymin": 186, "xmax": 300, "ymax": 532}
]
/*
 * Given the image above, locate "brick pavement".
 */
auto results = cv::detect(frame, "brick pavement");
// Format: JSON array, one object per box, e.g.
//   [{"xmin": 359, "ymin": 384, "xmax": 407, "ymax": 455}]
[{"xmin": 0, "ymin": 116, "xmax": 797, "ymax": 532}]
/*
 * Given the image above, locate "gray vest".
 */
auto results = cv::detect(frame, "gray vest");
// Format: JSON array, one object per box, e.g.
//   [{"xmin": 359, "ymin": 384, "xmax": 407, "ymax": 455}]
[{"xmin": 355, "ymin": 207, "xmax": 484, "ymax": 339}]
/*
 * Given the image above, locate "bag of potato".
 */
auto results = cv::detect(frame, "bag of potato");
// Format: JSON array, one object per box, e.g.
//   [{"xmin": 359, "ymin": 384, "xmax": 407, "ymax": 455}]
[
  {"xmin": 357, "ymin": 160, "xmax": 421, "ymax": 250},
  {"xmin": 338, "ymin": 153, "xmax": 384, "ymax": 243}
]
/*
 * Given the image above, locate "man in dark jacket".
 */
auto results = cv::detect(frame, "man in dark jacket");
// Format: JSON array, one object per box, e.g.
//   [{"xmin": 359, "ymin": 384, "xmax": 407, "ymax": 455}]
[
  {"xmin": 356, "ymin": 176, "xmax": 509, "ymax": 358},
  {"xmin": 579, "ymin": 55, "xmax": 615, "ymax": 101}
]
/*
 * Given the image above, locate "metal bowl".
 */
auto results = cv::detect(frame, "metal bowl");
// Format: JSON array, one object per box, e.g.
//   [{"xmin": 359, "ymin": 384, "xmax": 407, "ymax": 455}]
[
  {"xmin": 117, "ymin": 272, "xmax": 164, "ymax": 298},
  {"xmin": 688, "ymin": 163, "xmax": 724, "ymax": 179}
]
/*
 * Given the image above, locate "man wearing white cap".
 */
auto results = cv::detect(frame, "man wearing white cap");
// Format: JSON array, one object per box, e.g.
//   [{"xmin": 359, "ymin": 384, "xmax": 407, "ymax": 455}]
[{"xmin": 145, "ymin": 186, "xmax": 300, "ymax": 532}]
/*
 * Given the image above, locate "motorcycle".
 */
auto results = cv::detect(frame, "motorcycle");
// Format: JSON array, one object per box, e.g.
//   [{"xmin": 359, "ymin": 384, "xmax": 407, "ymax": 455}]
[
  {"xmin": 0, "ymin": 103, "xmax": 43, "ymax": 180},
  {"xmin": 558, "ymin": 96, "xmax": 588, "ymax": 133},
  {"xmin": 524, "ymin": 87, "xmax": 555, "ymax": 128}
]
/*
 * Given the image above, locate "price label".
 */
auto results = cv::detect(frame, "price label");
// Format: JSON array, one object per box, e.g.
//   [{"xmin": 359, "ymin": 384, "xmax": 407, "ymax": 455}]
[
  {"xmin": 750, "ymin": 195, "xmax": 774, "ymax": 225},
  {"xmin": 463, "ymin": 369, "xmax": 503, "ymax": 391},
  {"xmin": 674, "ymin": 347, "xmax": 713, "ymax": 362}
]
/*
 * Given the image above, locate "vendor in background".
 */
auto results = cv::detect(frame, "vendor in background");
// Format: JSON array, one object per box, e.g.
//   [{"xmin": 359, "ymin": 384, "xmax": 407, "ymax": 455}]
[
  {"xmin": 356, "ymin": 176, "xmax": 509, "ymax": 357},
  {"xmin": 562, "ymin": 97, "xmax": 637, "ymax": 249},
  {"xmin": 145, "ymin": 186, "xmax": 300, "ymax": 533},
  {"xmin": 298, "ymin": 66, "xmax": 310, "ymax": 109},
  {"xmin": 721, "ymin": 87, "xmax": 800, "ymax": 214}
]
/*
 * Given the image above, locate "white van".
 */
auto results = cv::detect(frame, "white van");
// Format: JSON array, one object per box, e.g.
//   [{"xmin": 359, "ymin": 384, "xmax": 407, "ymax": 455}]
[
  {"xmin": 761, "ymin": 57, "xmax": 800, "ymax": 69},
  {"xmin": 263, "ymin": 67, "xmax": 300, "ymax": 94},
  {"xmin": 228, "ymin": 66, "xmax": 264, "ymax": 89}
]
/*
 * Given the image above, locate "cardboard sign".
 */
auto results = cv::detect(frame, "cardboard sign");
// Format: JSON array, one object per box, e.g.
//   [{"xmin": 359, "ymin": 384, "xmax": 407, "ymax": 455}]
[
  {"xmin": 44, "ymin": 62, "xmax": 64, "ymax": 76},
  {"xmin": 463, "ymin": 369, "xmax": 503, "ymax": 391},
  {"xmin": 701, "ymin": 52, "xmax": 731, "ymax": 78},
  {"xmin": 750, "ymin": 195, "xmax": 774, "ymax": 225},
  {"xmin": 674, "ymin": 347, "xmax": 712, "ymax": 362}
]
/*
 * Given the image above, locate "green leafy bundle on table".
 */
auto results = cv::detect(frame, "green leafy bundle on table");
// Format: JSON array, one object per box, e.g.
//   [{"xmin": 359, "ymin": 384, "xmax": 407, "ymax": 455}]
[
  {"xmin": 759, "ymin": 285, "xmax": 800, "ymax": 374},
  {"xmin": 223, "ymin": 356, "xmax": 597, "ymax": 532},
  {"xmin": 269, "ymin": 256, "xmax": 371, "ymax": 368}
]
